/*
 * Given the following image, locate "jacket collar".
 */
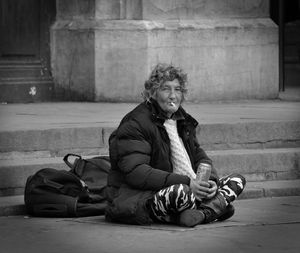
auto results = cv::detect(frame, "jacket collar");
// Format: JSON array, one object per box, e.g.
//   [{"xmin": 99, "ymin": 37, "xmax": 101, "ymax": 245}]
[{"xmin": 146, "ymin": 98, "xmax": 198, "ymax": 128}]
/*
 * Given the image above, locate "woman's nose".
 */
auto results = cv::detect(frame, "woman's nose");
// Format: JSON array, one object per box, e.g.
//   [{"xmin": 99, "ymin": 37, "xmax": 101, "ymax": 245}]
[{"xmin": 168, "ymin": 89, "xmax": 176, "ymax": 98}]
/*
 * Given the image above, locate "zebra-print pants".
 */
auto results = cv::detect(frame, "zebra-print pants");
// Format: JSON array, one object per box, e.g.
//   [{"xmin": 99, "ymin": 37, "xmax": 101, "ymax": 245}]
[{"xmin": 148, "ymin": 173, "xmax": 246, "ymax": 223}]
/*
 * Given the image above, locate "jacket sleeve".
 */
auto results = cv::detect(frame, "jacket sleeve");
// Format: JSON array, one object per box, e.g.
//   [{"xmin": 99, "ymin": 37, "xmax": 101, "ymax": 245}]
[
  {"xmin": 192, "ymin": 129, "xmax": 220, "ymax": 184},
  {"xmin": 115, "ymin": 119, "xmax": 190, "ymax": 191}
]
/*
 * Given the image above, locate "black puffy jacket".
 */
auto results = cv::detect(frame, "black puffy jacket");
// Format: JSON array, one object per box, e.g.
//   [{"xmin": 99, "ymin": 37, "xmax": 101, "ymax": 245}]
[{"xmin": 105, "ymin": 99, "xmax": 219, "ymax": 225}]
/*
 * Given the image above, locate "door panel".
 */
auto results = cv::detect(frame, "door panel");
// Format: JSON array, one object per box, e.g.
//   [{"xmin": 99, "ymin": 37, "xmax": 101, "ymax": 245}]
[
  {"xmin": 0, "ymin": 0, "xmax": 40, "ymax": 58},
  {"xmin": 0, "ymin": 0, "xmax": 56, "ymax": 103}
]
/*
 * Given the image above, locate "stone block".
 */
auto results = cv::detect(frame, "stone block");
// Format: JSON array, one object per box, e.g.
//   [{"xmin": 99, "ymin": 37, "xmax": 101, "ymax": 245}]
[
  {"xmin": 56, "ymin": 0, "xmax": 128, "ymax": 20},
  {"xmin": 94, "ymin": 22, "xmax": 150, "ymax": 102},
  {"xmin": 95, "ymin": 0, "xmax": 121, "ymax": 19},
  {"xmin": 208, "ymin": 148, "xmax": 300, "ymax": 180},
  {"xmin": 0, "ymin": 195, "xmax": 25, "ymax": 216},
  {"xmin": 142, "ymin": 0, "xmax": 269, "ymax": 20},
  {"xmin": 198, "ymin": 121, "xmax": 300, "ymax": 150},
  {"xmin": 56, "ymin": 0, "xmax": 96, "ymax": 20},
  {"xmin": 0, "ymin": 127, "xmax": 105, "ymax": 154},
  {"xmin": 51, "ymin": 21, "xmax": 95, "ymax": 101},
  {"xmin": 239, "ymin": 188, "xmax": 264, "ymax": 199},
  {"xmin": 122, "ymin": 0, "xmax": 142, "ymax": 19},
  {"xmin": 92, "ymin": 19, "xmax": 278, "ymax": 101},
  {"xmin": 51, "ymin": 0, "xmax": 278, "ymax": 102}
]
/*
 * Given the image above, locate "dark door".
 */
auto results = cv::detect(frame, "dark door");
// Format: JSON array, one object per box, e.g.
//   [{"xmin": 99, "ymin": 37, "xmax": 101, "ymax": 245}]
[
  {"xmin": 270, "ymin": 0, "xmax": 300, "ymax": 93},
  {"xmin": 1, "ymin": 0, "xmax": 40, "ymax": 58},
  {"xmin": 0, "ymin": 0, "xmax": 56, "ymax": 103}
]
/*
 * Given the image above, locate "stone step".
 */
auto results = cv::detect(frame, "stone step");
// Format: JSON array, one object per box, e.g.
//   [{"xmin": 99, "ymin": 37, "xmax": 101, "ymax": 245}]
[
  {"xmin": 0, "ymin": 78, "xmax": 54, "ymax": 103},
  {"xmin": 0, "ymin": 121, "xmax": 299, "ymax": 155},
  {"xmin": 0, "ymin": 127, "xmax": 113, "ymax": 156},
  {"xmin": 0, "ymin": 60, "xmax": 48, "ymax": 79},
  {"xmin": 0, "ymin": 77, "xmax": 54, "ymax": 85},
  {"xmin": 208, "ymin": 148, "xmax": 300, "ymax": 181},
  {"xmin": 199, "ymin": 121, "xmax": 300, "ymax": 150},
  {"xmin": 0, "ymin": 147, "xmax": 299, "ymax": 196},
  {"xmin": 0, "ymin": 156, "xmax": 70, "ymax": 196},
  {"xmin": 1, "ymin": 179, "xmax": 300, "ymax": 216}
]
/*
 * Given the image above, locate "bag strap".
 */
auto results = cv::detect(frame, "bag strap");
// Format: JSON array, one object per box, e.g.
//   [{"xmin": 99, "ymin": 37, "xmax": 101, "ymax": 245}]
[
  {"xmin": 85, "ymin": 159, "xmax": 104, "ymax": 168},
  {"xmin": 43, "ymin": 178, "xmax": 64, "ymax": 190},
  {"xmin": 63, "ymin": 153, "xmax": 82, "ymax": 169}
]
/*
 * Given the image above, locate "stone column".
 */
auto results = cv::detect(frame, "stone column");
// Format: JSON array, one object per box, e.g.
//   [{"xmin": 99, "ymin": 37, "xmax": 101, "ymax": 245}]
[{"xmin": 51, "ymin": 0, "xmax": 278, "ymax": 102}]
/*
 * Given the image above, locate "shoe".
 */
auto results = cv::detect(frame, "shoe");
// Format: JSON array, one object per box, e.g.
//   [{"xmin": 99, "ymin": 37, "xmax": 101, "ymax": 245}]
[
  {"xmin": 198, "ymin": 192, "xmax": 227, "ymax": 223},
  {"xmin": 217, "ymin": 204, "xmax": 235, "ymax": 221},
  {"xmin": 201, "ymin": 207, "xmax": 218, "ymax": 223},
  {"xmin": 178, "ymin": 209, "xmax": 205, "ymax": 227},
  {"xmin": 201, "ymin": 204, "xmax": 235, "ymax": 223}
]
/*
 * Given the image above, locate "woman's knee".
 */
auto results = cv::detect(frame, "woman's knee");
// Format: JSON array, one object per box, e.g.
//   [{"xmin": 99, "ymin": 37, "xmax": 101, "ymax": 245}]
[
  {"xmin": 166, "ymin": 184, "xmax": 195, "ymax": 208},
  {"xmin": 165, "ymin": 184, "xmax": 190, "ymax": 200},
  {"xmin": 171, "ymin": 183, "xmax": 191, "ymax": 193}
]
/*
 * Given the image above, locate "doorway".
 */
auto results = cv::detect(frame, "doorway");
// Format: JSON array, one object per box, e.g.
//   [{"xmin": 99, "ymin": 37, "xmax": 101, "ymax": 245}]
[
  {"xmin": 270, "ymin": 0, "xmax": 300, "ymax": 100},
  {"xmin": 0, "ymin": 0, "xmax": 56, "ymax": 103}
]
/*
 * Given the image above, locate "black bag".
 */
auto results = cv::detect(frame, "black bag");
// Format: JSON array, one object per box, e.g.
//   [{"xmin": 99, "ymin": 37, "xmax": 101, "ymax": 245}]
[
  {"xmin": 63, "ymin": 153, "xmax": 110, "ymax": 198},
  {"xmin": 24, "ymin": 154, "xmax": 110, "ymax": 217}
]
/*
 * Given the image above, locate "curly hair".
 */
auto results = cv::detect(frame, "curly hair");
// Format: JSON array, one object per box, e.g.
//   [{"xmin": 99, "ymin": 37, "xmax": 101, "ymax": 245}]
[{"xmin": 142, "ymin": 63, "xmax": 188, "ymax": 101}]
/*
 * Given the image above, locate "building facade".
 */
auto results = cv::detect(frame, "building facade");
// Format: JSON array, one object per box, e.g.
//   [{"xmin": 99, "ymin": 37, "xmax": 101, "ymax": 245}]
[{"xmin": 0, "ymin": 0, "xmax": 285, "ymax": 102}]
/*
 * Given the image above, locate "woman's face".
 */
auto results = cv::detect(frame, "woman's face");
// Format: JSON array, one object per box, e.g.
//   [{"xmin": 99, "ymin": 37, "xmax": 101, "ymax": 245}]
[{"xmin": 154, "ymin": 79, "xmax": 183, "ymax": 118}]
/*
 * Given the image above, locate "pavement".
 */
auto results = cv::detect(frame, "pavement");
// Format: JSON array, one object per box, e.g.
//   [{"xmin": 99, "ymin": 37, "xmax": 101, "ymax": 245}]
[
  {"xmin": 0, "ymin": 99, "xmax": 300, "ymax": 132},
  {"xmin": 0, "ymin": 97, "xmax": 300, "ymax": 252},
  {"xmin": 0, "ymin": 196, "xmax": 300, "ymax": 253},
  {"xmin": 1, "ymin": 178, "xmax": 300, "ymax": 217},
  {"xmin": 0, "ymin": 98, "xmax": 300, "ymax": 210}
]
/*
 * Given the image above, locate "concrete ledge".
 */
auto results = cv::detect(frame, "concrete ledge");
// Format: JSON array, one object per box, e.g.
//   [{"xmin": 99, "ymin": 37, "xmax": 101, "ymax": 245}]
[
  {"xmin": 1, "ymin": 147, "xmax": 299, "ymax": 195},
  {"xmin": 0, "ymin": 195, "xmax": 25, "ymax": 216},
  {"xmin": 0, "ymin": 127, "xmax": 114, "ymax": 154},
  {"xmin": 240, "ymin": 179, "xmax": 300, "ymax": 199},
  {"xmin": 199, "ymin": 121, "xmax": 300, "ymax": 151},
  {"xmin": 1, "ymin": 121, "xmax": 299, "ymax": 153},
  {"xmin": 1, "ymin": 179, "xmax": 300, "ymax": 217},
  {"xmin": 0, "ymin": 156, "xmax": 70, "ymax": 195},
  {"xmin": 53, "ymin": 19, "xmax": 275, "ymax": 35},
  {"xmin": 208, "ymin": 148, "xmax": 300, "ymax": 180}
]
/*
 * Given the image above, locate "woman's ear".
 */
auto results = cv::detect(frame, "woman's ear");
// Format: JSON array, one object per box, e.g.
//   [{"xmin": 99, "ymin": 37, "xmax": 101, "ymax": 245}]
[{"xmin": 151, "ymin": 90, "xmax": 157, "ymax": 100}]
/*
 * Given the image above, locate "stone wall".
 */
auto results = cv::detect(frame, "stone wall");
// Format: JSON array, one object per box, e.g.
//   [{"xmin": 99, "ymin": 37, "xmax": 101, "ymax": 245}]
[{"xmin": 51, "ymin": 0, "xmax": 278, "ymax": 102}]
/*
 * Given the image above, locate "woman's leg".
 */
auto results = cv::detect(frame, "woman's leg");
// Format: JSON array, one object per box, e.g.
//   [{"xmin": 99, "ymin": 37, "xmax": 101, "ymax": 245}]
[
  {"xmin": 148, "ymin": 184, "xmax": 197, "ymax": 223},
  {"xmin": 197, "ymin": 174, "xmax": 246, "ymax": 223},
  {"xmin": 148, "ymin": 174, "xmax": 246, "ymax": 225},
  {"xmin": 218, "ymin": 173, "xmax": 246, "ymax": 206}
]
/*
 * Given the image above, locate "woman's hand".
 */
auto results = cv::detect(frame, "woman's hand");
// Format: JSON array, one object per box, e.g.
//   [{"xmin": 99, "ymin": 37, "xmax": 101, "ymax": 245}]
[
  {"xmin": 189, "ymin": 179, "xmax": 211, "ymax": 201},
  {"xmin": 190, "ymin": 179, "xmax": 218, "ymax": 201},
  {"xmin": 206, "ymin": 180, "xmax": 218, "ymax": 199}
]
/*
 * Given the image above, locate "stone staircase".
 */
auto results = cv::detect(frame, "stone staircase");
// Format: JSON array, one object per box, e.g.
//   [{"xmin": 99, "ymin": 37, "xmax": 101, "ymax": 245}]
[
  {"xmin": 0, "ymin": 60, "xmax": 54, "ymax": 103},
  {"xmin": 0, "ymin": 103, "xmax": 300, "ymax": 216},
  {"xmin": 199, "ymin": 121, "xmax": 300, "ymax": 181}
]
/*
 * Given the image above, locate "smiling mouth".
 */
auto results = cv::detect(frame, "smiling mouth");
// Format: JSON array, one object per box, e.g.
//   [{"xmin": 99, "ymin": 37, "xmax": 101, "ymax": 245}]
[{"xmin": 169, "ymin": 102, "xmax": 176, "ymax": 107}]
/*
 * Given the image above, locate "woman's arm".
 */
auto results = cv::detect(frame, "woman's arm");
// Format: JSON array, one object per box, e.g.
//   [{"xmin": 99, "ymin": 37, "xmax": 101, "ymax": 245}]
[{"xmin": 114, "ymin": 120, "xmax": 190, "ymax": 191}]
